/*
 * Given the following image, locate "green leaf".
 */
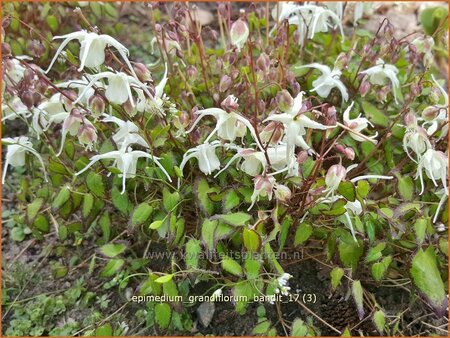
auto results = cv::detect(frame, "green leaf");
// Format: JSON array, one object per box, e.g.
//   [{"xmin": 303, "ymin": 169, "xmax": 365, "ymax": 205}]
[
  {"xmin": 52, "ymin": 186, "xmax": 70, "ymax": 211},
  {"xmin": 82, "ymin": 193, "xmax": 94, "ymax": 218},
  {"xmin": 245, "ymin": 258, "xmax": 262, "ymax": 280},
  {"xmin": 222, "ymin": 257, "xmax": 243, "ymax": 276},
  {"xmin": 243, "ymin": 228, "xmax": 261, "ymax": 252},
  {"xmin": 223, "ymin": 190, "xmax": 240, "ymax": 212},
  {"xmin": 294, "ymin": 223, "xmax": 313, "ymax": 246},
  {"xmin": 414, "ymin": 218, "xmax": 428, "ymax": 245},
  {"xmin": 338, "ymin": 240, "xmax": 363, "ymax": 270},
  {"xmin": 338, "ymin": 181, "xmax": 356, "ymax": 202},
  {"xmin": 361, "ymin": 101, "xmax": 388, "ymax": 127},
  {"xmin": 233, "ymin": 281, "xmax": 253, "ymax": 314},
  {"xmin": 330, "ymin": 267, "xmax": 344, "ymax": 290},
  {"xmin": 155, "ymin": 274, "xmax": 174, "ymax": 284},
  {"xmin": 86, "ymin": 172, "xmax": 105, "ymax": 197},
  {"xmin": 46, "ymin": 15, "xmax": 59, "ymax": 32},
  {"xmin": 352, "ymin": 280, "xmax": 364, "ymax": 320},
  {"xmin": 163, "ymin": 189, "xmax": 180, "ymax": 211},
  {"xmin": 111, "ymin": 186, "xmax": 130, "ymax": 214},
  {"xmin": 372, "ymin": 256, "xmax": 392, "ymax": 281},
  {"xmin": 95, "ymin": 323, "xmax": 113, "ymax": 336},
  {"xmin": 201, "ymin": 219, "xmax": 217, "ymax": 251},
  {"xmin": 195, "ymin": 177, "xmax": 214, "ymax": 215},
  {"xmin": 420, "ymin": 6, "xmax": 449, "ymax": 35},
  {"xmin": 100, "ymin": 243, "xmax": 126, "ymax": 258},
  {"xmin": 155, "ymin": 303, "xmax": 172, "ymax": 329},
  {"xmin": 11, "ymin": 227, "xmax": 25, "ymax": 242},
  {"xmin": 373, "ymin": 310, "xmax": 385, "ymax": 334},
  {"xmin": 252, "ymin": 321, "xmax": 271, "ymax": 335},
  {"xmin": 149, "ymin": 220, "xmax": 164, "ymax": 230},
  {"xmin": 27, "ymin": 198, "xmax": 44, "ymax": 222},
  {"xmin": 34, "ymin": 215, "xmax": 49, "ymax": 233},
  {"xmin": 100, "ymin": 259, "xmax": 124, "ymax": 277},
  {"xmin": 213, "ymin": 212, "xmax": 252, "ymax": 226},
  {"xmin": 291, "ymin": 319, "xmax": 309, "ymax": 336},
  {"xmin": 185, "ymin": 239, "xmax": 201, "ymax": 269},
  {"xmin": 131, "ymin": 203, "xmax": 153, "ymax": 226},
  {"xmin": 356, "ymin": 180, "xmax": 370, "ymax": 198},
  {"xmin": 365, "ymin": 242, "xmax": 386, "ymax": 263},
  {"xmin": 410, "ymin": 247, "xmax": 446, "ymax": 314},
  {"xmin": 397, "ymin": 175, "xmax": 414, "ymax": 201}
]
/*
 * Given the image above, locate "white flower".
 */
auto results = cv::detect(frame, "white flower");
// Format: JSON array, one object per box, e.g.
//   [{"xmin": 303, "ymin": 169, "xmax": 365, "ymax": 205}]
[
  {"xmin": 4, "ymin": 58, "xmax": 27, "ymax": 86},
  {"xmin": 32, "ymin": 93, "xmax": 70, "ymax": 137},
  {"xmin": 75, "ymin": 148, "xmax": 171, "ymax": 194},
  {"xmin": 150, "ymin": 35, "xmax": 182, "ymax": 56},
  {"xmin": 402, "ymin": 115, "xmax": 432, "ymax": 163},
  {"xmin": 276, "ymin": 273, "xmax": 292, "ymax": 296},
  {"xmin": 360, "ymin": 59, "xmax": 400, "ymax": 104},
  {"xmin": 324, "ymin": 2, "xmax": 344, "ymax": 20},
  {"xmin": 410, "ymin": 36, "xmax": 435, "ymax": 67},
  {"xmin": 102, "ymin": 115, "xmax": 149, "ymax": 151},
  {"xmin": 230, "ymin": 19, "xmax": 249, "ymax": 52},
  {"xmin": 422, "ymin": 75, "xmax": 448, "ymax": 139},
  {"xmin": 46, "ymin": 30, "xmax": 137, "ymax": 78},
  {"xmin": 56, "ymin": 77, "xmax": 105, "ymax": 105},
  {"xmin": 295, "ymin": 63, "xmax": 348, "ymax": 101},
  {"xmin": 324, "ymin": 163, "xmax": 393, "ymax": 197},
  {"xmin": 272, "ymin": 3, "xmax": 344, "ymax": 45},
  {"xmin": 74, "ymin": 71, "xmax": 150, "ymax": 106},
  {"xmin": 2, "ymin": 97, "xmax": 31, "ymax": 121},
  {"xmin": 2, "ymin": 137, "xmax": 47, "ymax": 184},
  {"xmin": 264, "ymin": 91, "xmax": 331, "ymax": 161},
  {"xmin": 179, "ymin": 141, "xmax": 222, "ymax": 176},
  {"xmin": 211, "ymin": 288, "xmax": 223, "ymax": 301},
  {"xmin": 416, "ymin": 149, "xmax": 448, "ymax": 195},
  {"xmin": 343, "ymin": 102, "xmax": 378, "ymax": 143},
  {"xmin": 249, "ymin": 175, "xmax": 276, "ymax": 210},
  {"xmin": 186, "ymin": 103, "xmax": 263, "ymax": 149},
  {"xmin": 135, "ymin": 65, "xmax": 169, "ymax": 116}
]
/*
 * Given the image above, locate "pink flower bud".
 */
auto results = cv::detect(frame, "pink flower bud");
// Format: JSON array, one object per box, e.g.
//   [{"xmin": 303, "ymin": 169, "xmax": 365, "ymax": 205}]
[
  {"xmin": 404, "ymin": 112, "xmax": 417, "ymax": 127},
  {"xmin": 359, "ymin": 80, "xmax": 371, "ymax": 97},
  {"xmin": 230, "ymin": 19, "xmax": 249, "ymax": 52},
  {"xmin": 256, "ymin": 52, "xmax": 270, "ymax": 72},
  {"xmin": 88, "ymin": 94, "xmax": 106, "ymax": 117},
  {"xmin": 78, "ymin": 123, "xmax": 97, "ymax": 147},
  {"xmin": 277, "ymin": 90, "xmax": 294, "ymax": 112},
  {"xmin": 344, "ymin": 147, "xmax": 355, "ymax": 160},
  {"xmin": 325, "ymin": 106, "xmax": 337, "ymax": 126},
  {"xmin": 260, "ymin": 121, "xmax": 284, "ymax": 145},
  {"xmin": 186, "ymin": 65, "xmax": 198, "ymax": 78},
  {"xmin": 133, "ymin": 62, "xmax": 151, "ymax": 82},
  {"xmin": 63, "ymin": 109, "xmax": 83, "ymax": 136},
  {"xmin": 422, "ymin": 106, "xmax": 440, "ymax": 122},
  {"xmin": 20, "ymin": 90, "xmax": 34, "ymax": 109},
  {"xmin": 2, "ymin": 42, "xmax": 11, "ymax": 56},
  {"xmin": 335, "ymin": 52, "xmax": 348, "ymax": 69},
  {"xmin": 219, "ymin": 75, "xmax": 232, "ymax": 92},
  {"xmin": 297, "ymin": 150, "xmax": 309, "ymax": 164},
  {"xmin": 325, "ymin": 164, "xmax": 346, "ymax": 191},
  {"xmin": 254, "ymin": 175, "xmax": 275, "ymax": 197},
  {"xmin": 274, "ymin": 184, "xmax": 291, "ymax": 202},
  {"xmin": 220, "ymin": 95, "xmax": 239, "ymax": 112},
  {"xmin": 35, "ymin": 78, "xmax": 48, "ymax": 95}
]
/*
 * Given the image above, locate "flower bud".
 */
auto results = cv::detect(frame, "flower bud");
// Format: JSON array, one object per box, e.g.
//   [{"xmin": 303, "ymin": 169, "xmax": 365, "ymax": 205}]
[
  {"xmin": 133, "ymin": 62, "xmax": 151, "ymax": 82},
  {"xmin": 254, "ymin": 175, "xmax": 275, "ymax": 197},
  {"xmin": 344, "ymin": 147, "xmax": 355, "ymax": 160},
  {"xmin": 78, "ymin": 122, "xmax": 97, "ymax": 147},
  {"xmin": 325, "ymin": 106, "xmax": 337, "ymax": 126},
  {"xmin": 325, "ymin": 164, "xmax": 346, "ymax": 191},
  {"xmin": 88, "ymin": 94, "xmax": 106, "ymax": 117},
  {"xmin": 186, "ymin": 65, "xmax": 198, "ymax": 78},
  {"xmin": 422, "ymin": 106, "xmax": 440, "ymax": 121},
  {"xmin": 28, "ymin": 40, "xmax": 45, "ymax": 58},
  {"xmin": 23, "ymin": 68, "xmax": 35, "ymax": 83},
  {"xmin": 63, "ymin": 109, "xmax": 83, "ymax": 136},
  {"xmin": 277, "ymin": 89, "xmax": 294, "ymax": 112},
  {"xmin": 404, "ymin": 112, "xmax": 417, "ymax": 127},
  {"xmin": 335, "ymin": 52, "xmax": 349, "ymax": 70},
  {"xmin": 32, "ymin": 92, "xmax": 41, "ymax": 106},
  {"xmin": 230, "ymin": 19, "xmax": 249, "ymax": 52},
  {"xmin": 2, "ymin": 42, "xmax": 11, "ymax": 56},
  {"xmin": 20, "ymin": 90, "xmax": 35, "ymax": 109},
  {"xmin": 220, "ymin": 94, "xmax": 239, "ymax": 112},
  {"xmin": 260, "ymin": 121, "xmax": 284, "ymax": 144},
  {"xmin": 274, "ymin": 184, "xmax": 291, "ymax": 202},
  {"xmin": 219, "ymin": 75, "xmax": 232, "ymax": 92},
  {"xmin": 359, "ymin": 80, "xmax": 371, "ymax": 97},
  {"xmin": 123, "ymin": 99, "xmax": 136, "ymax": 116},
  {"xmin": 411, "ymin": 83, "xmax": 421, "ymax": 96},
  {"xmin": 297, "ymin": 150, "xmax": 309, "ymax": 164},
  {"xmin": 256, "ymin": 52, "xmax": 270, "ymax": 72},
  {"xmin": 35, "ymin": 78, "xmax": 48, "ymax": 94}
]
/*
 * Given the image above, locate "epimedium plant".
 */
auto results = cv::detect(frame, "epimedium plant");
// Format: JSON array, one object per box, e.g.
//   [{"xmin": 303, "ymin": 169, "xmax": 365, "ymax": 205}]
[{"xmin": 2, "ymin": 1, "xmax": 448, "ymax": 335}]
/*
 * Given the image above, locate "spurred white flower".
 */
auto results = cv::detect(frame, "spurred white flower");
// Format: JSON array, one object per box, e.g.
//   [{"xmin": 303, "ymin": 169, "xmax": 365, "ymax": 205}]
[
  {"xmin": 211, "ymin": 288, "xmax": 223, "ymax": 301},
  {"xmin": 46, "ymin": 30, "xmax": 137, "ymax": 78},
  {"xmin": 415, "ymin": 149, "xmax": 448, "ymax": 195},
  {"xmin": 230, "ymin": 19, "xmax": 249, "ymax": 52},
  {"xmin": 75, "ymin": 148, "xmax": 171, "ymax": 194},
  {"xmin": 73, "ymin": 71, "xmax": 150, "ymax": 106},
  {"xmin": 56, "ymin": 77, "xmax": 105, "ymax": 105},
  {"xmin": 2, "ymin": 137, "xmax": 47, "ymax": 184},
  {"xmin": 402, "ymin": 113, "xmax": 432, "ymax": 163},
  {"xmin": 179, "ymin": 141, "xmax": 222, "ymax": 176},
  {"xmin": 360, "ymin": 59, "xmax": 400, "ymax": 104},
  {"xmin": 2, "ymin": 97, "xmax": 31, "ymax": 121},
  {"xmin": 343, "ymin": 102, "xmax": 378, "ymax": 143},
  {"xmin": 102, "ymin": 115, "xmax": 148, "ymax": 151},
  {"xmin": 249, "ymin": 175, "xmax": 276, "ymax": 210},
  {"xmin": 275, "ymin": 273, "xmax": 292, "ymax": 296},
  {"xmin": 186, "ymin": 101, "xmax": 263, "ymax": 149},
  {"xmin": 422, "ymin": 75, "xmax": 448, "ymax": 139},
  {"xmin": 264, "ymin": 91, "xmax": 331, "ymax": 161},
  {"xmin": 32, "ymin": 93, "xmax": 70, "ymax": 137},
  {"xmin": 295, "ymin": 63, "xmax": 348, "ymax": 101}
]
